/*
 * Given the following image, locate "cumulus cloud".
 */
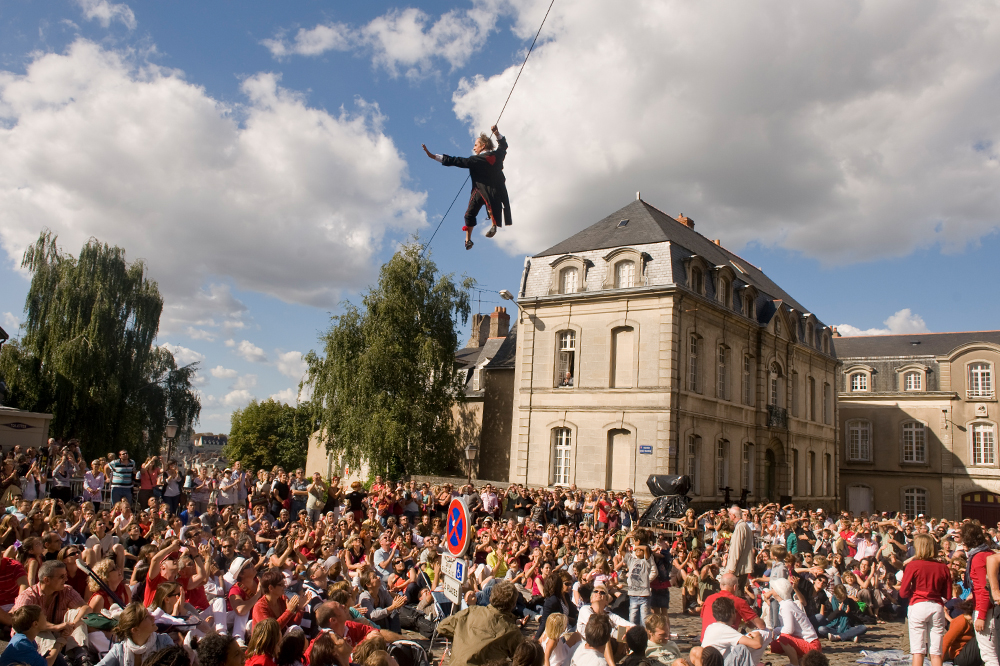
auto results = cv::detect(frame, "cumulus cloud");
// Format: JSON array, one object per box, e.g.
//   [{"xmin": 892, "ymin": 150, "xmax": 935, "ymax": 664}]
[
  {"xmin": 232, "ymin": 340, "xmax": 267, "ymax": 364},
  {"xmin": 159, "ymin": 342, "xmax": 205, "ymax": 366},
  {"xmin": 270, "ymin": 387, "xmax": 299, "ymax": 404},
  {"xmin": 210, "ymin": 365, "xmax": 238, "ymax": 379},
  {"xmin": 231, "ymin": 374, "xmax": 258, "ymax": 390},
  {"xmin": 2, "ymin": 312, "xmax": 19, "ymax": 335},
  {"xmin": 276, "ymin": 350, "xmax": 308, "ymax": 380},
  {"xmin": 0, "ymin": 40, "xmax": 426, "ymax": 330},
  {"xmin": 264, "ymin": 0, "xmax": 501, "ymax": 78},
  {"xmin": 452, "ymin": 0, "xmax": 1000, "ymax": 264},
  {"xmin": 222, "ymin": 389, "xmax": 252, "ymax": 408},
  {"xmin": 836, "ymin": 309, "xmax": 931, "ymax": 337},
  {"xmin": 74, "ymin": 0, "xmax": 136, "ymax": 30}
]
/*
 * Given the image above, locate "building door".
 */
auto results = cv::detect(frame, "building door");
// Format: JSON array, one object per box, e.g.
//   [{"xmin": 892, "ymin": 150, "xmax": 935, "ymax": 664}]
[
  {"xmin": 764, "ymin": 449, "xmax": 776, "ymax": 501},
  {"xmin": 962, "ymin": 492, "xmax": 1000, "ymax": 526},
  {"xmin": 610, "ymin": 327, "xmax": 634, "ymax": 388},
  {"xmin": 847, "ymin": 486, "xmax": 873, "ymax": 515},
  {"xmin": 607, "ymin": 429, "xmax": 631, "ymax": 490}
]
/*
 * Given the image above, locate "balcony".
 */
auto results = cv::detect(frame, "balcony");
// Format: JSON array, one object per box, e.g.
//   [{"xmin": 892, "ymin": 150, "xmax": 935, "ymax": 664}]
[
  {"xmin": 968, "ymin": 390, "xmax": 995, "ymax": 400},
  {"xmin": 767, "ymin": 404, "xmax": 788, "ymax": 429}
]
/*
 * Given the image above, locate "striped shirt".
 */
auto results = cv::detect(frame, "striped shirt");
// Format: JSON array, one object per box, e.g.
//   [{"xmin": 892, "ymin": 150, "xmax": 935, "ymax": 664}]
[{"xmin": 108, "ymin": 460, "xmax": 135, "ymax": 487}]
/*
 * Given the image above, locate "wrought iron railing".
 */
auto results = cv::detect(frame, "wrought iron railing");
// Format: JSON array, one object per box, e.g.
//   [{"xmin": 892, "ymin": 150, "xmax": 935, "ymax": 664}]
[{"xmin": 767, "ymin": 404, "xmax": 788, "ymax": 429}]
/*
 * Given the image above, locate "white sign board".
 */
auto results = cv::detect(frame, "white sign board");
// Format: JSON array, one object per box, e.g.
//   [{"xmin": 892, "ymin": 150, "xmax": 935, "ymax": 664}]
[
  {"xmin": 442, "ymin": 555, "xmax": 467, "ymax": 583},
  {"xmin": 442, "ymin": 574, "xmax": 462, "ymax": 604}
]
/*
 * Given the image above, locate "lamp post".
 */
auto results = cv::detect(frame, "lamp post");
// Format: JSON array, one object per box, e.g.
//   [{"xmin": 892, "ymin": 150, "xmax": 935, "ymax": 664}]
[
  {"xmin": 464, "ymin": 442, "xmax": 479, "ymax": 485},
  {"xmin": 164, "ymin": 417, "xmax": 179, "ymax": 463}
]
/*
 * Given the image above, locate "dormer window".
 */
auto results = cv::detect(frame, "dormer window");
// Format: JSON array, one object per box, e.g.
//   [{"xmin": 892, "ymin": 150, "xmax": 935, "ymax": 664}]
[
  {"xmin": 850, "ymin": 372, "xmax": 868, "ymax": 392},
  {"xmin": 691, "ymin": 267, "xmax": 704, "ymax": 294},
  {"xmin": 718, "ymin": 277, "xmax": 731, "ymax": 308},
  {"xmin": 744, "ymin": 293, "xmax": 756, "ymax": 320},
  {"xmin": 806, "ymin": 323, "xmax": 814, "ymax": 348},
  {"xmin": 615, "ymin": 260, "xmax": 635, "ymax": 288},
  {"xmin": 560, "ymin": 267, "xmax": 578, "ymax": 294},
  {"xmin": 904, "ymin": 371, "xmax": 922, "ymax": 391}
]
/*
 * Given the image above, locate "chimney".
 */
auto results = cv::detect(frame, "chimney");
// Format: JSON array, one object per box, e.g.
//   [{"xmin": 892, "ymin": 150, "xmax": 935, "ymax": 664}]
[
  {"xmin": 489, "ymin": 306, "xmax": 510, "ymax": 339},
  {"xmin": 713, "ymin": 239, "xmax": 721, "ymax": 246},
  {"xmin": 466, "ymin": 313, "xmax": 490, "ymax": 347},
  {"xmin": 677, "ymin": 214, "xmax": 694, "ymax": 229},
  {"xmin": 831, "ymin": 326, "xmax": 842, "ymax": 338},
  {"xmin": 636, "ymin": 191, "xmax": 641, "ymax": 201}
]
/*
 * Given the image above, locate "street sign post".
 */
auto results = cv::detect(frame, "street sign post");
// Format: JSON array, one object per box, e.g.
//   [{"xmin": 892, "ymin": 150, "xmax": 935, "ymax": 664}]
[
  {"xmin": 442, "ymin": 554, "xmax": 466, "ymax": 583},
  {"xmin": 445, "ymin": 497, "xmax": 472, "ymax": 557},
  {"xmin": 442, "ymin": 574, "xmax": 462, "ymax": 604}
]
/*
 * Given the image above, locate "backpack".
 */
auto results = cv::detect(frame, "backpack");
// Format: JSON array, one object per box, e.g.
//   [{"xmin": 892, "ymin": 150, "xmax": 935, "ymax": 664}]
[{"xmin": 387, "ymin": 640, "xmax": 430, "ymax": 666}]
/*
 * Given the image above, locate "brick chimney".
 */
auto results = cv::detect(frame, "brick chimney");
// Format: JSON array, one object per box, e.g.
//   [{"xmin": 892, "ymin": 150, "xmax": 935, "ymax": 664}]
[
  {"xmin": 677, "ymin": 214, "xmax": 694, "ymax": 229},
  {"xmin": 466, "ymin": 314, "xmax": 490, "ymax": 347},
  {"xmin": 831, "ymin": 326, "xmax": 842, "ymax": 338},
  {"xmin": 489, "ymin": 306, "xmax": 510, "ymax": 339}
]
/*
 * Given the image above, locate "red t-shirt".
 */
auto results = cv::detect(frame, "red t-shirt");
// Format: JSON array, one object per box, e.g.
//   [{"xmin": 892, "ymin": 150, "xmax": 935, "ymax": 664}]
[
  {"xmin": 0, "ymin": 558, "xmax": 27, "ymax": 605},
  {"xmin": 144, "ymin": 573, "xmax": 190, "ymax": 607},
  {"xmin": 185, "ymin": 582, "xmax": 209, "ymax": 611},
  {"xmin": 900, "ymin": 559, "xmax": 950, "ymax": 606},
  {"xmin": 597, "ymin": 500, "xmax": 611, "ymax": 523},
  {"xmin": 245, "ymin": 656, "xmax": 276, "ymax": 666},
  {"xmin": 700, "ymin": 590, "xmax": 759, "ymax": 640},
  {"xmin": 252, "ymin": 595, "xmax": 301, "ymax": 630}
]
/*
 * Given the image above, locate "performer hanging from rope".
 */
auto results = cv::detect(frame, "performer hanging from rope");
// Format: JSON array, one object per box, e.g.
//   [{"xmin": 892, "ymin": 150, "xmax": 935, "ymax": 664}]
[{"xmin": 422, "ymin": 125, "xmax": 512, "ymax": 250}]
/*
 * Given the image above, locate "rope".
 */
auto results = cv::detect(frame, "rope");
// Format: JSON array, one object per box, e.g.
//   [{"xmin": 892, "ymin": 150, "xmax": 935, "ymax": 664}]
[{"xmin": 421, "ymin": 0, "xmax": 557, "ymax": 258}]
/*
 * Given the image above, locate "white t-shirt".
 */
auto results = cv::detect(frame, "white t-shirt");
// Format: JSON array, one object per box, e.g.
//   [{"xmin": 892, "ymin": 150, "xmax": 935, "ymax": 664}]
[
  {"xmin": 569, "ymin": 647, "xmax": 606, "ymax": 666},
  {"xmin": 702, "ymin": 622, "xmax": 745, "ymax": 657}
]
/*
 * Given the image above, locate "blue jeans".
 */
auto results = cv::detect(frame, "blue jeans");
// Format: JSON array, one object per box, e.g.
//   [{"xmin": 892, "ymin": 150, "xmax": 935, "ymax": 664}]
[
  {"xmin": 111, "ymin": 486, "xmax": 132, "ymax": 506},
  {"xmin": 817, "ymin": 624, "xmax": 866, "ymax": 641},
  {"xmin": 629, "ymin": 595, "xmax": 650, "ymax": 626}
]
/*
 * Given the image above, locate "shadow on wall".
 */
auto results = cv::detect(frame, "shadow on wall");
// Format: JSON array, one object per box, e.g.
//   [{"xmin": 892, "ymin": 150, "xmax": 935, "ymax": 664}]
[{"xmin": 452, "ymin": 401, "xmax": 482, "ymax": 478}]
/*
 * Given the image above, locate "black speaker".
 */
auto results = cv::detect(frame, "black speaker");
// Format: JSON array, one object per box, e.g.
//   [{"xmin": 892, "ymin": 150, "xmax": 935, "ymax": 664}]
[{"xmin": 645, "ymin": 474, "xmax": 691, "ymax": 497}]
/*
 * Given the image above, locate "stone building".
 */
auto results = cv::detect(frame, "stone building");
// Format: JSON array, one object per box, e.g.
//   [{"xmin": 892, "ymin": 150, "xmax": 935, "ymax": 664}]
[
  {"xmin": 837, "ymin": 331, "xmax": 1000, "ymax": 522},
  {"xmin": 507, "ymin": 198, "xmax": 840, "ymax": 508}
]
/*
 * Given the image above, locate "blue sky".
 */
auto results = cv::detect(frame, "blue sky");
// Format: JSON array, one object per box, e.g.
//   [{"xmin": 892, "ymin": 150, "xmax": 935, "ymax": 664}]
[{"xmin": 2, "ymin": 0, "xmax": 999, "ymax": 435}]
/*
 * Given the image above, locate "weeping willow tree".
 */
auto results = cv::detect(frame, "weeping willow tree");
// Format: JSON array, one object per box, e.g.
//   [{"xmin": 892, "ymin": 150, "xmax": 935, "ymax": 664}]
[
  {"xmin": 0, "ymin": 231, "xmax": 200, "ymax": 459},
  {"xmin": 303, "ymin": 242, "xmax": 473, "ymax": 478}
]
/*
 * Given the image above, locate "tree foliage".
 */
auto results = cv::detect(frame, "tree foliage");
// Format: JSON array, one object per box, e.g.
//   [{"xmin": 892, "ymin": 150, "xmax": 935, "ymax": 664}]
[
  {"xmin": 0, "ymin": 231, "xmax": 200, "ymax": 460},
  {"xmin": 224, "ymin": 398, "xmax": 317, "ymax": 471},
  {"xmin": 303, "ymin": 242, "xmax": 473, "ymax": 478}
]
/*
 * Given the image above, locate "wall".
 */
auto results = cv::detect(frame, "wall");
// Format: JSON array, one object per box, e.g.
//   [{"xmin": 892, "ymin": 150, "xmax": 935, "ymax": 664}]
[{"xmin": 0, "ymin": 407, "xmax": 53, "ymax": 452}]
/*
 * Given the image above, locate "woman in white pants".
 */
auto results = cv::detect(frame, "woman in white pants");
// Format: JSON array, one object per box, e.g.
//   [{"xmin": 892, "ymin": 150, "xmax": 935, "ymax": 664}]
[{"xmin": 900, "ymin": 534, "xmax": 951, "ymax": 666}]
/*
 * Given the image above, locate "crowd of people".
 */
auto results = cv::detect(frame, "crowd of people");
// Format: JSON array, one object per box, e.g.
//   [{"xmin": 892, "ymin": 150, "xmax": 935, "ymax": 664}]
[{"xmin": 0, "ymin": 438, "xmax": 997, "ymax": 666}]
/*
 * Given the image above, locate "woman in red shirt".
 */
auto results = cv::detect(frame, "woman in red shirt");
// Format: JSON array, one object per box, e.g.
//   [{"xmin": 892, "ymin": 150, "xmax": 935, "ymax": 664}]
[
  {"xmin": 900, "ymin": 533, "xmax": 950, "ymax": 666},
  {"xmin": 252, "ymin": 568, "xmax": 303, "ymax": 630},
  {"xmin": 245, "ymin": 618, "xmax": 281, "ymax": 666}
]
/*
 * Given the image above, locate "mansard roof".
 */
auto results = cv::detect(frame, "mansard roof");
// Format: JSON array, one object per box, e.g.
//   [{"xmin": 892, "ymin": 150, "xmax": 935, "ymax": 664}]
[
  {"xmin": 835, "ymin": 331, "xmax": 1000, "ymax": 359},
  {"xmin": 533, "ymin": 199, "xmax": 809, "ymax": 312}
]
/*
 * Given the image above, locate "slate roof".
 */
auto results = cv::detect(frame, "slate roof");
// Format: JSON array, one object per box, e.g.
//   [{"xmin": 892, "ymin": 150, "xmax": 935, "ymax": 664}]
[
  {"xmin": 455, "ymin": 334, "xmax": 510, "ymax": 397},
  {"xmin": 485, "ymin": 323, "xmax": 517, "ymax": 370},
  {"xmin": 834, "ymin": 331, "xmax": 1000, "ymax": 359},
  {"xmin": 534, "ymin": 200, "xmax": 810, "ymax": 313}
]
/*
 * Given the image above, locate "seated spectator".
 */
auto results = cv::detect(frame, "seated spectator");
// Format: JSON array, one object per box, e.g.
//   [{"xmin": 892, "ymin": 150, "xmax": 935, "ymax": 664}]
[
  {"xmin": 700, "ymin": 597, "xmax": 767, "ymax": 666},
  {"xmin": 643, "ymin": 613, "xmax": 681, "ymax": 663},
  {"xmin": 816, "ymin": 584, "xmax": 867, "ymax": 643},
  {"xmin": 570, "ymin": 614, "xmax": 614, "ymax": 666},
  {"xmin": 438, "ymin": 580, "xmax": 524, "ymax": 666},
  {"xmin": 699, "ymin": 573, "xmax": 764, "ymax": 641},
  {"xmin": 767, "ymin": 580, "xmax": 820, "ymax": 666},
  {"xmin": 357, "ymin": 571, "xmax": 405, "ymax": 633},
  {"xmin": 539, "ymin": 612, "xmax": 582, "ymax": 666},
  {"xmin": 246, "ymin": 618, "xmax": 281, "ymax": 666},
  {"xmin": 0, "ymin": 605, "xmax": 61, "ymax": 666},
  {"xmin": 92, "ymin": 602, "xmax": 175, "ymax": 666},
  {"xmin": 197, "ymin": 634, "xmax": 245, "ymax": 666}
]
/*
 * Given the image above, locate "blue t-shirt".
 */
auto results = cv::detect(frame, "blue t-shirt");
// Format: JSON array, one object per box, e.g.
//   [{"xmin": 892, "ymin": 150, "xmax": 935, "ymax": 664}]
[{"xmin": 0, "ymin": 633, "xmax": 47, "ymax": 666}]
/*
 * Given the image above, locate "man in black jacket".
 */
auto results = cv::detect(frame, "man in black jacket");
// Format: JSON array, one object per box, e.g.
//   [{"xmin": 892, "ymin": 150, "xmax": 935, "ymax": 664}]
[{"xmin": 422, "ymin": 125, "xmax": 512, "ymax": 250}]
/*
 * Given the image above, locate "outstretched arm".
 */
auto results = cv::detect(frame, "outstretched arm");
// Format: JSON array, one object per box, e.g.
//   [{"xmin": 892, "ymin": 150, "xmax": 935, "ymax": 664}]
[{"xmin": 421, "ymin": 144, "xmax": 443, "ymax": 163}]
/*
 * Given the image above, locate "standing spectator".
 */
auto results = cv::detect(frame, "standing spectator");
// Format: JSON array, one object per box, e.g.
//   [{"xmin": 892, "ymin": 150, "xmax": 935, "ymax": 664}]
[
  {"xmin": 615, "ymin": 531, "xmax": 656, "ymax": 627},
  {"xmin": 82, "ymin": 460, "xmax": 105, "ymax": 507},
  {"xmin": 962, "ymin": 522, "xmax": 997, "ymax": 666},
  {"xmin": 289, "ymin": 469, "xmax": 309, "ymax": 518},
  {"xmin": 900, "ymin": 534, "xmax": 951, "ymax": 666},
  {"xmin": 106, "ymin": 451, "xmax": 135, "ymax": 507},
  {"xmin": 306, "ymin": 473, "xmax": 328, "ymax": 523},
  {"xmin": 724, "ymin": 506, "xmax": 754, "ymax": 595},
  {"xmin": 138, "ymin": 457, "xmax": 160, "ymax": 510}
]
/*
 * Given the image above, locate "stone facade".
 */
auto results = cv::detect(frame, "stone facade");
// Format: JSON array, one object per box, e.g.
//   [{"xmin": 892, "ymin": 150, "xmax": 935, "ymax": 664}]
[
  {"xmin": 508, "ymin": 199, "xmax": 839, "ymax": 508},
  {"xmin": 837, "ymin": 331, "xmax": 1000, "ymax": 521}
]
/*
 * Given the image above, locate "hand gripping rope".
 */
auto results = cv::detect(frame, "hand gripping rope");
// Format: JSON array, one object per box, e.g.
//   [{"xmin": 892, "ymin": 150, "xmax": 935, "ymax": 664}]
[{"xmin": 420, "ymin": 0, "xmax": 557, "ymax": 258}]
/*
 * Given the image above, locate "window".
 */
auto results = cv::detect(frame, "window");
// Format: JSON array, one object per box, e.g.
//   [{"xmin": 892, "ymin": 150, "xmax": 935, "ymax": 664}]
[
  {"xmin": 717, "ymin": 345, "xmax": 729, "ymax": 400},
  {"xmin": 744, "ymin": 293, "xmax": 755, "ymax": 320},
  {"xmin": 808, "ymin": 377, "xmax": 816, "ymax": 421},
  {"xmin": 742, "ymin": 443, "xmax": 754, "ymax": 492},
  {"xmin": 557, "ymin": 331, "xmax": 576, "ymax": 387},
  {"xmin": 824, "ymin": 453, "xmax": 832, "ymax": 496},
  {"xmin": 688, "ymin": 334, "xmax": 700, "ymax": 392},
  {"xmin": 902, "ymin": 421, "xmax": 926, "ymax": 463},
  {"xmin": 807, "ymin": 451, "xmax": 816, "ymax": 496},
  {"xmin": 790, "ymin": 449, "xmax": 798, "ymax": 495},
  {"xmin": 769, "ymin": 362, "xmax": 783, "ymax": 407},
  {"xmin": 691, "ymin": 267, "xmax": 704, "ymax": 294},
  {"xmin": 790, "ymin": 371, "xmax": 799, "ymax": 417},
  {"xmin": 847, "ymin": 421, "xmax": 872, "ymax": 461},
  {"xmin": 552, "ymin": 429, "xmax": 572, "ymax": 485},
  {"xmin": 717, "ymin": 439, "xmax": 730, "ymax": 490},
  {"xmin": 823, "ymin": 382, "xmax": 831, "ymax": 424},
  {"xmin": 904, "ymin": 371, "xmax": 922, "ymax": 391},
  {"xmin": 903, "ymin": 487, "xmax": 928, "ymax": 517},
  {"xmin": 822, "ymin": 336, "xmax": 829, "ymax": 354},
  {"xmin": 742, "ymin": 355, "xmax": 754, "ymax": 406},
  {"xmin": 973, "ymin": 423, "xmax": 996, "ymax": 466},
  {"xmin": 559, "ymin": 267, "xmax": 579, "ymax": 294},
  {"xmin": 806, "ymin": 323, "xmax": 814, "ymax": 348},
  {"xmin": 850, "ymin": 372, "xmax": 868, "ymax": 392},
  {"xmin": 719, "ymin": 277, "xmax": 731, "ymax": 308},
  {"xmin": 687, "ymin": 435, "xmax": 701, "ymax": 495},
  {"xmin": 615, "ymin": 260, "xmax": 635, "ymax": 289},
  {"xmin": 969, "ymin": 363, "xmax": 994, "ymax": 398}
]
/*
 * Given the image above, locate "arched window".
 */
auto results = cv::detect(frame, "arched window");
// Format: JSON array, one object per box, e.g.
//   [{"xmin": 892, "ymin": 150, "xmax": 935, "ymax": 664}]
[
  {"xmin": 847, "ymin": 420, "xmax": 872, "ymax": 461},
  {"xmin": 716, "ymin": 439, "xmax": 730, "ymax": 490},
  {"xmin": 614, "ymin": 260, "xmax": 635, "ymax": 289},
  {"xmin": 806, "ymin": 322, "xmax": 814, "ymax": 347},
  {"xmin": 742, "ymin": 355, "xmax": 754, "ymax": 406},
  {"xmin": 824, "ymin": 453, "xmax": 832, "ymax": 495},
  {"xmin": 808, "ymin": 377, "xmax": 816, "ymax": 421},
  {"xmin": 769, "ymin": 362, "xmax": 783, "ymax": 407},
  {"xmin": 903, "ymin": 487, "xmax": 928, "ymax": 517},
  {"xmin": 552, "ymin": 428, "xmax": 572, "ymax": 485},
  {"xmin": 744, "ymin": 293, "xmax": 756, "ymax": 320},
  {"xmin": 688, "ymin": 334, "xmax": 701, "ymax": 392},
  {"xmin": 687, "ymin": 435, "xmax": 701, "ymax": 495},
  {"xmin": 742, "ymin": 443, "xmax": 754, "ymax": 493},
  {"xmin": 556, "ymin": 330, "xmax": 576, "ymax": 388},
  {"xmin": 790, "ymin": 371, "xmax": 800, "ymax": 417},
  {"xmin": 717, "ymin": 345, "xmax": 729, "ymax": 400},
  {"xmin": 790, "ymin": 449, "xmax": 799, "ymax": 495},
  {"xmin": 969, "ymin": 362, "xmax": 994, "ymax": 399},
  {"xmin": 691, "ymin": 267, "xmax": 704, "ymax": 294},
  {"xmin": 904, "ymin": 371, "xmax": 922, "ymax": 391},
  {"xmin": 559, "ymin": 267, "xmax": 579, "ymax": 294},
  {"xmin": 902, "ymin": 421, "xmax": 926, "ymax": 463},
  {"xmin": 850, "ymin": 372, "xmax": 868, "ymax": 392},
  {"xmin": 823, "ymin": 382, "xmax": 831, "ymax": 424},
  {"xmin": 973, "ymin": 423, "xmax": 996, "ymax": 466},
  {"xmin": 807, "ymin": 451, "xmax": 816, "ymax": 496},
  {"xmin": 822, "ymin": 336, "xmax": 829, "ymax": 354},
  {"xmin": 718, "ymin": 277, "xmax": 731, "ymax": 308}
]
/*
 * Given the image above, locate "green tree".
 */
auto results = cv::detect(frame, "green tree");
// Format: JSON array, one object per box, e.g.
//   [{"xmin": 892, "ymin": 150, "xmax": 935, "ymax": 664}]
[
  {"xmin": 0, "ymin": 231, "xmax": 200, "ymax": 460},
  {"xmin": 225, "ymin": 398, "xmax": 317, "ymax": 471},
  {"xmin": 303, "ymin": 242, "xmax": 473, "ymax": 478}
]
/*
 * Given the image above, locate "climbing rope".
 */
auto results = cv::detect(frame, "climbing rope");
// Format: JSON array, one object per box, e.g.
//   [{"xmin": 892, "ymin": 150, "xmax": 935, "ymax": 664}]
[{"xmin": 421, "ymin": 0, "xmax": 557, "ymax": 258}]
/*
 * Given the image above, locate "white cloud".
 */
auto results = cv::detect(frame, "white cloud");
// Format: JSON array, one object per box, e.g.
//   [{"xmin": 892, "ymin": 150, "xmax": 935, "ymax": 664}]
[
  {"xmin": 190, "ymin": 373, "xmax": 209, "ymax": 388},
  {"xmin": 276, "ymin": 350, "xmax": 308, "ymax": 380},
  {"xmin": 210, "ymin": 365, "xmax": 238, "ymax": 379},
  {"xmin": 836, "ymin": 309, "xmax": 931, "ymax": 337},
  {"xmin": 74, "ymin": 0, "xmax": 136, "ymax": 30},
  {"xmin": 159, "ymin": 342, "xmax": 205, "ymax": 366},
  {"xmin": 224, "ymin": 339, "xmax": 235, "ymax": 348},
  {"xmin": 222, "ymin": 389, "xmax": 252, "ymax": 408},
  {"xmin": 0, "ymin": 40, "xmax": 426, "ymax": 327},
  {"xmin": 2, "ymin": 312, "xmax": 18, "ymax": 334},
  {"xmin": 231, "ymin": 374, "xmax": 258, "ymax": 391},
  {"xmin": 264, "ymin": 0, "xmax": 501, "ymax": 78},
  {"xmin": 451, "ymin": 1, "xmax": 1000, "ymax": 265},
  {"xmin": 233, "ymin": 340, "xmax": 267, "ymax": 364},
  {"xmin": 270, "ymin": 387, "xmax": 299, "ymax": 404},
  {"xmin": 185, "ymin": 327, "xmax": 216, "ymax": 342}
]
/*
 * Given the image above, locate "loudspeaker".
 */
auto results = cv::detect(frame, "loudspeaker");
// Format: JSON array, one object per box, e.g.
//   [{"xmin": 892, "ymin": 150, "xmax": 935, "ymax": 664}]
[{"xmin": 645, "ymin": 474, "xmax": 691, "ymax": 497}]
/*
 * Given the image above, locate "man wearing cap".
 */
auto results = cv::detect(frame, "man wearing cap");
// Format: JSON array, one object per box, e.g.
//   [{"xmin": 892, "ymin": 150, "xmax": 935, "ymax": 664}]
[{"xmin": 220, "ymin": 556, "xmax": 259, "ymax": 640}]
